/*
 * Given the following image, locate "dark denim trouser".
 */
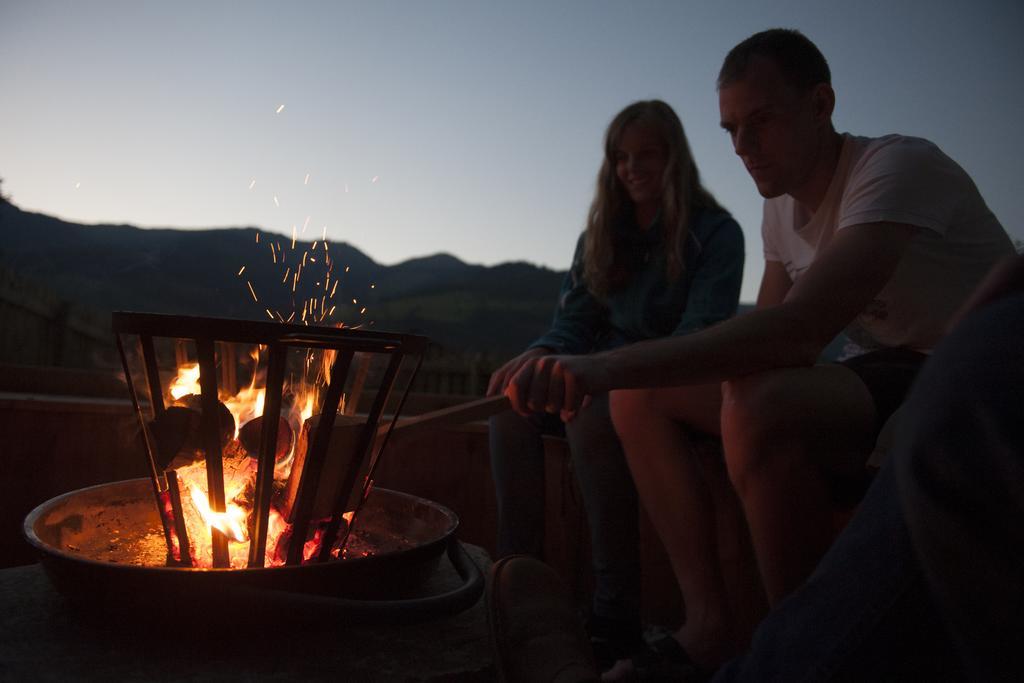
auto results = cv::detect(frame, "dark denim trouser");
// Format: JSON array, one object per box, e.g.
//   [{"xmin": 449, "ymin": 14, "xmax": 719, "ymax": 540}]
[
  {"xmin": 489, "ymin": 393, "xmax": 641, "ymax": 624},
  {"xmin": 716, "ymin": 292, "xmax": 1024, "ymax": 682}
]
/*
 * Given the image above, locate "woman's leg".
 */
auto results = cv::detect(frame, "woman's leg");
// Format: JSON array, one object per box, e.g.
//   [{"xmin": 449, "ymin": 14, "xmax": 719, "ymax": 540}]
[
  {"xmin": 564, "ymin": 394, "xmax": 642, "ymax": 645},
  {"xmin": 489, "ymin": 410, "xmax": 552, "ymax": 558}
]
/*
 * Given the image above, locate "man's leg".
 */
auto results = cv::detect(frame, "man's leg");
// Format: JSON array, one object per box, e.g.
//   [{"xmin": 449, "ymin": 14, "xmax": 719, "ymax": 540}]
[
  {"xmin": 720, "ymin": 366, "xmax": 876, "ymax": 605},
  {"xmin": 564, "ymin": 394, "xmax": 643, "ymax": 658},
  {"xmin": 611, "ymin": 383, "xmax": 752, "ymax": 669},
  {"xmin": 895, "ymin": 291, "xmax": 1024, "ymax": 681}
]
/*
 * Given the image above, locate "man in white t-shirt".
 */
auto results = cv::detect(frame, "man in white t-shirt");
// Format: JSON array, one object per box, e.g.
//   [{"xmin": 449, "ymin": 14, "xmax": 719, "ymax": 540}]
[{"xmin": 503, "ymin": 28, "xmax": 1014, "ymax": 675}]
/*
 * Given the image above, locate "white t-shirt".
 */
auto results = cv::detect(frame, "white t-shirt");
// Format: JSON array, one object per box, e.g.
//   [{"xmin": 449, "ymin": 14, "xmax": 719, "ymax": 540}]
[{"xmin": 763, "ymin": 133, "xmax": 1013, "ymax": 353}]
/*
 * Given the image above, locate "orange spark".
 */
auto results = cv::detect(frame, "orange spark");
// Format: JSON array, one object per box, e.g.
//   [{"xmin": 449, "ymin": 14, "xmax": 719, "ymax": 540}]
[
  {"xmin": 270, "ymin": 243, "xmax": 277, "ymax": 264},
  {"xmin": 360, "ymin": 307, "xmax": 366, "ymax": 315},
  {"xmin": 321, "ymin": 226, "xmax": 327, "ymax": 241},
  {"xmin": 330, "ymin": 281, "xmax": 338, "ymax": 298},
  {"xmin": 247, "ymin": 281, "xmax": 258, "ymax": 302},
  {"xmin": 345, "ymin": 266, "xmax": 350, "ymax": 273},
  {"xmin": 275, "ymin": 104, "xmax": 285, "ymax": 114},
  {"xmin": 256, "ymin": 233, "xmax": 260, "ymax": 243},
  {"xmin": 237, "ymin": 266, "xmax": 246, "ymax": 276},
  {"xmin": 302, "ymin": 216, "xmax": 310, "ymax": 234},
  {"xmin": 370, "ymin": 283, "xmax": 376, "ymax": 289},
  {"xmin": 265, "ymin": 308, "xmax": 274, "ymax": 320},
  {"xmin": 329, "ymin": 305, "xmax": 336, "ymax": 316}
]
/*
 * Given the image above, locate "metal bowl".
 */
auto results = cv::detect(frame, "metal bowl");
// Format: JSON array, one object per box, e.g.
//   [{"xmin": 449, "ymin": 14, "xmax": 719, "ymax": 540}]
[{"xmin": 24, "ymin": 478, "xmax": 483, "ymax": 628}]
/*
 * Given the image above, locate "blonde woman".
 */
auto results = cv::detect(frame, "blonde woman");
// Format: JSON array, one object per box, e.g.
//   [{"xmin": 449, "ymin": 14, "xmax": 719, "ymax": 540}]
[{"xmin": 487, "ymin": 100, "xmax": 744, "ymax": 676}]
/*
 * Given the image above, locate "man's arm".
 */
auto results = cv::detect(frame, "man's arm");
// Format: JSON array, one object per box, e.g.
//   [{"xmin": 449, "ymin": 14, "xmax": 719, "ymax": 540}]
[
  {"xmin": 507, "ymin": 222, "xmax": 919, "ymax": 415},
  {"xmin": 756, "ymin": 259, "xmax": 792, "ymax": 309}
]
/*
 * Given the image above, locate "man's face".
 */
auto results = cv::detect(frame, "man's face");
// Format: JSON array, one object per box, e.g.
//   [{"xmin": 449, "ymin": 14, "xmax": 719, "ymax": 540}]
[{"xmin": 718, "ymin": 57, "xmax": 821, "ymax": 199}]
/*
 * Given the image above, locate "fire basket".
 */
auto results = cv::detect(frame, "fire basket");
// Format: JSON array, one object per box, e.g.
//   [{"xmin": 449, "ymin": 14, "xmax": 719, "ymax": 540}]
[{"xmin": 22, "ymin": 312, "xmax": 484, "ymax": 624}]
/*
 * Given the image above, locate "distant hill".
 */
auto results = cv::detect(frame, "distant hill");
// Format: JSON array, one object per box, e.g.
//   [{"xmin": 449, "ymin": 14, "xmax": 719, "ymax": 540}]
[{"xmin": 0, "ymin": 201, "xmax": 564, "ymax": 356}]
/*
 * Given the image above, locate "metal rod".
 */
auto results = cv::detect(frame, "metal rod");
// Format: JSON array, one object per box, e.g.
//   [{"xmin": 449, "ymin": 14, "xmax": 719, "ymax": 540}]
[
  {"xmin": 248, "ymin": 343, "xmax": 287, "ymax": 568},
  {"xmin": 115, "ymin": 332, "xmax": 175, "ymax": 561},
  {"xmin": 317, "ymin": 350, "xmax": 405, "ymax": 562},
  {"xmin": 286, "ymin": 349, "xmax": 354, "ymax": 565},
  {"xmin": 196, "ymin": 337, "xmax": 230, "ymax": 568},
  {"xmin": 165, "ymin": 469, "xmax": 193, "ymax": 567},
  {"xmin": 140, "ymin": 334, "xmax": 165, "ymax": 419},
  {"xmin": 339, "ymin": 352, "xmax": 427, "ymax": 554},
  {"xmin": 343, "ymin": 353, "xmax": 371, "ymax": 416}
]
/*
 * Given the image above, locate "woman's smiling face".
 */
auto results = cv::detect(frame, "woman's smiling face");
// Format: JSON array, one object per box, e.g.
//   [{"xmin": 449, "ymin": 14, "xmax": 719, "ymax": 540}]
[{"xmin": 614, "ymin": 120, "xmax": 667, "ymax": 211}]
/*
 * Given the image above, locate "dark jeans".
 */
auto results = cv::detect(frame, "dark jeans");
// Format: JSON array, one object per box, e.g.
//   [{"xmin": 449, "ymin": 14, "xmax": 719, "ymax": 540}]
[
  {"xmin": 716, "ymin": 292, "xmax": 1024, "ymax": 682},
  {"xmin": 489, "ymin": 393, "xmax": 641, "ymax": 625}
]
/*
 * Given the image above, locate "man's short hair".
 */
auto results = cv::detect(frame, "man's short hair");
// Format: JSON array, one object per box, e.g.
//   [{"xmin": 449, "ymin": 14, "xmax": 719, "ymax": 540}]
[{"xmin": 718, "ymin": 28, "xmax": 831, "ymax": 92}]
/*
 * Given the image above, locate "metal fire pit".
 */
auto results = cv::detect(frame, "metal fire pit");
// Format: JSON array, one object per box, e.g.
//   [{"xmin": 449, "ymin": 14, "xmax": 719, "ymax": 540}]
[
  {"xmin": 19, "ymin": 311, "xmax": 487, "ymax": 628},
  {"xmin": 24, "ymin": 478, "xmax": 483, "ymax": 627}
]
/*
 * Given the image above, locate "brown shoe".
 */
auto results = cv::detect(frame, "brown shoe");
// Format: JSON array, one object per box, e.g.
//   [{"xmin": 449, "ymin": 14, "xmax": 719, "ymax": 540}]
[{"xmin": 488, "ymin": 555, "xmax": 600, "ymax": 683}]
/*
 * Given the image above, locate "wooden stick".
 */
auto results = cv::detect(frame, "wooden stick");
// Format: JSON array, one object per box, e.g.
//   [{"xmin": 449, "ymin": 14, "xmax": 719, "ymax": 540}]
[{"xmin": 380, "ymin": 394, "xmax": 510, "ymax": 440}]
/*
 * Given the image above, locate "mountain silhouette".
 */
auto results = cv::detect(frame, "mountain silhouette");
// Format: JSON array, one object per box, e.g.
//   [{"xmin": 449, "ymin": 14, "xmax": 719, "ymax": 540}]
[{"xmin": 0, "ymin": 201, "xmax": 565, "ymax": 356}]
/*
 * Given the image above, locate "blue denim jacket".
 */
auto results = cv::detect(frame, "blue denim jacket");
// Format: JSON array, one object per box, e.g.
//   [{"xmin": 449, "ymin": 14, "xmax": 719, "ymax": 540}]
[{"xmin": 529, "ymin": 208, "xmax": 744, "ymax": 354}]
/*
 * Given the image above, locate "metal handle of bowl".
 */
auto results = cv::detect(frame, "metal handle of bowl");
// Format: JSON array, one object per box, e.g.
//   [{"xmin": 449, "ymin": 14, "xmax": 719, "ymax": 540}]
[{"xmin": 226, "ymin": 537, "xmax": 485, "ymax": 624}]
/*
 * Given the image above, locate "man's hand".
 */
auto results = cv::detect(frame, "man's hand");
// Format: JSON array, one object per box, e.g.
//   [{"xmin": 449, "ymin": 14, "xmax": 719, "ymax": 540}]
[
  {"xmin": 504, "ymin": 353, "xmax": 604, "ymax": 421},
  {"xmin": 486, "ymin": 347, "xmax": 551, "ymax": 396}
]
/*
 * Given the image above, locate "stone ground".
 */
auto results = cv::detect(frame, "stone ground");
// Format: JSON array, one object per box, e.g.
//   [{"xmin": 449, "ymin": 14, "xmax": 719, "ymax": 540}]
[{"xmin": 0, "ymin": 544, "xmax": 495, "ymax": 681}]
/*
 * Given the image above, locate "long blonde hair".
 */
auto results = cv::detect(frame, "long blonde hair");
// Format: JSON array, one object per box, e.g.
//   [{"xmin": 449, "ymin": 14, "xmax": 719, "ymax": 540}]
[{"xmin": 583, "ymin": 100, "xmax": 725, "ymax": 298}]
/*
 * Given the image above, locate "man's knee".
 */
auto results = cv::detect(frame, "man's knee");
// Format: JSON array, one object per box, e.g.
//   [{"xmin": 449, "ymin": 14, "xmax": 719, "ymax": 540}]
[
  {"xmin": 721, "ymin": 372, "xmax": 808, "ymax": 492},
  {"xmin": 608, "ymin": 388, "xmax": 667, "ymax": 438}
]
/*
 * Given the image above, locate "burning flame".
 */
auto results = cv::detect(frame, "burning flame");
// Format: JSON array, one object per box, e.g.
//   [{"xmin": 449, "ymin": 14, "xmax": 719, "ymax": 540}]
[
  {"xmin": 189, "ymin": 485, "xmax": 248, "ymax": 543},
  {"xmin": 163, "ymin": 346, "xmax": 348, "ymax": 568},
  {"xmin": 169, "ymin": 363, "xmax": 201, "ymax": 400}
]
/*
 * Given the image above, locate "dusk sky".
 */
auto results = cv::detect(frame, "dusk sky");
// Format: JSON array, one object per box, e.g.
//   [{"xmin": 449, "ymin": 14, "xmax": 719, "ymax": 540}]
[{"xmin": 2, "ymin": 0, "xmax": 1021, "ymax": 302}]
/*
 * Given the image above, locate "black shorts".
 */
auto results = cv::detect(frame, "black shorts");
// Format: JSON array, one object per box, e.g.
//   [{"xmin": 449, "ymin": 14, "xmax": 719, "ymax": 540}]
[
  {"xmin": 830, "ymin": 347, "xmax": 928, "ymax": 506},
  {"xmin": 836, "ymin": 347, "xmax": 929, "ymax": 435}
]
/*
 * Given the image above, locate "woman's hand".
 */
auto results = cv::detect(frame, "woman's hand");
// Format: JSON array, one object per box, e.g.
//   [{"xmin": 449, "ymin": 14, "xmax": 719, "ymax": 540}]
[
  {"xmin": 486, "ymin": 347, "xmax": 552, "ymax": 397},
  {"xmin": 504, "ymin": 353, "xmax": 604, "ymax": 421}
]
